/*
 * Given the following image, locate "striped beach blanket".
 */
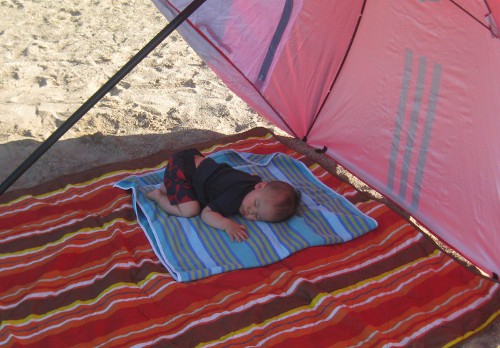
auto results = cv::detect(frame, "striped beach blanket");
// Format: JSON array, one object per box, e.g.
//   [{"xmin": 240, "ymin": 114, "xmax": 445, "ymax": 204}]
[
  {"xmin": 0, "ymin": 128, "xmax": 498, "ymax": 347},
  {"xmin": 115, "ymin": 150, "xmax": 378, "ymax": 282}
]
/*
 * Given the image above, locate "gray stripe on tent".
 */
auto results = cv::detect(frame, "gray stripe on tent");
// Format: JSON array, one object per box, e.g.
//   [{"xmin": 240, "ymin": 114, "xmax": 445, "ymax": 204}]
[
  {"xmin": 258, "ymin": 0, "xmax": 293, "ymax": 82},
  {"xmin": 412, "ymin": 63, "xmax": 442, "ymax": 208},
  {"xmin": 388, "ymin": 49, "xmax": 413, "ymax": 191},
  {"xmin": 398, "ymin": 56, "xmax": 427, "ymax": 200}
]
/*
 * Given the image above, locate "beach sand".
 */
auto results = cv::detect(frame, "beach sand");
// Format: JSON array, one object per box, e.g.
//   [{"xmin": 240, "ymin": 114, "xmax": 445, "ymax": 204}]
[
  {"xmin": 0, "ymin": 0, "xmax": 285, "ymax": 191},
  {"xmin": 0, "ymin": 1, "xmax": 498, "ymax": 346}
]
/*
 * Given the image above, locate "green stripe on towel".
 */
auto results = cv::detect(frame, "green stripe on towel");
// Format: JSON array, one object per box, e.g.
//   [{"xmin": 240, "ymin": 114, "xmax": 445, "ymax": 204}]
[{"xmin": 115, "ymin": 151, "xmax": 378, "ymax": 282}]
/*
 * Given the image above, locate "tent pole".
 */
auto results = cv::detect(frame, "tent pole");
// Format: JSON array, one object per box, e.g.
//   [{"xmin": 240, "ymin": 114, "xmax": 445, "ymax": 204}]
[{"xmin": 0, "ymin": 0, "xmax": 207, "ymax": 195}]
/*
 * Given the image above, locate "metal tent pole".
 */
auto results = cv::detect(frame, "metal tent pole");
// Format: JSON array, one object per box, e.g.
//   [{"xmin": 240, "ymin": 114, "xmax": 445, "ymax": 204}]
[{"xmin": 0, "ymin": 0, "xmax": 207, "ymax": 195}]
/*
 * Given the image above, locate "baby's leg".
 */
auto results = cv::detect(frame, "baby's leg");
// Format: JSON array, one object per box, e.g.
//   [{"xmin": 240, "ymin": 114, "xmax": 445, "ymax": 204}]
[{"xmin": 147, "ymin": 188, "xmax": 200, "ymax": 218}]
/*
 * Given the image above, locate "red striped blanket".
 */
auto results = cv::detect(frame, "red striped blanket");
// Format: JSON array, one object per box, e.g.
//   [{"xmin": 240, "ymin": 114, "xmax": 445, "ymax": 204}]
[{"xmin": 1, "ymin": 128, "xmax": 498, "ymax": 347}]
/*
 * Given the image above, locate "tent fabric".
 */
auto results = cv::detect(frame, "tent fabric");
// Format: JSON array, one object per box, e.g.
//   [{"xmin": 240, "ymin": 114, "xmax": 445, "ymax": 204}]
[
  {"xmin": 152, "ymin": 0, "xmax": 500, "ymax": 277},
  {"xmin": 486, "ymin": 0, "xmax": 500, "ymax": 36},
  {"xmin": 1, "ymin": 128, "xmax": 498, "ymax": 347}
]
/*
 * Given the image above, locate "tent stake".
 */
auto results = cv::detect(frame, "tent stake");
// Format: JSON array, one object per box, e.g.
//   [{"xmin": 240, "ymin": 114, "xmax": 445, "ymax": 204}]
[{"xmin": 0, "ymin": 0, "xmax": 207, "ymax": 195}]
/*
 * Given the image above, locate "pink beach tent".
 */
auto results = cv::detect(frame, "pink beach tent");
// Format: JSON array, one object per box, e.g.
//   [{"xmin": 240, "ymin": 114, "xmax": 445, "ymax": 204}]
[
  {"xmin": 151, "ymin": 0, "xmax": 500, "ymax": 278},
  {"xmin": 1, "ymin": 0, "xmax": 498, "ymax": 279}
]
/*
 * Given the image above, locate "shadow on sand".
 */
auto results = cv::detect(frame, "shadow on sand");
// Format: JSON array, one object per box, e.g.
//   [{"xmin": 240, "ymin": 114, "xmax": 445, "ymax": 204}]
[{"xmin": 0, "ymin": 128, "xmax": 226, "ymax": 193}]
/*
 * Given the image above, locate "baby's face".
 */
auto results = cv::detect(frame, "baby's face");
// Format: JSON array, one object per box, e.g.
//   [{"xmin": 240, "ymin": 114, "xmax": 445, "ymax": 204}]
[{"xmin": 239, "ymin": 183, "xmax": 277, "ymax": 222}]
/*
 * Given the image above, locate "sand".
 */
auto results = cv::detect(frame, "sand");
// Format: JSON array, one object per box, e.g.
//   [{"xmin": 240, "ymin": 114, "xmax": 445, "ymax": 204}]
[
  {"xmin": 0, "ymin": 0, "xmax": 285, "ymax": 191},
  {"xmin": 0, "ymin": 1, "xmax": 498, "ymax": 346}
]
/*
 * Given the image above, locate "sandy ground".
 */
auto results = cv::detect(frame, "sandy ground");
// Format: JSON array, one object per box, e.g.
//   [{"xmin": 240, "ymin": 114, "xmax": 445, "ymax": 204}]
[
  {"xmin": 0, "ymin": 1, "xmax": 498, "ymax": 346},
  {"xmin": 0, "ymin": 0, "xmax": 285, "ymax": 191}
]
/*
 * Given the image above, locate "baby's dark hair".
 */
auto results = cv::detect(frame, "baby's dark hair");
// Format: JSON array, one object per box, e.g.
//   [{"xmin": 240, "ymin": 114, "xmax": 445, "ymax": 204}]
[{"xmin": 265, "ymin": 181, "xmax": 301, "ymax": 222}]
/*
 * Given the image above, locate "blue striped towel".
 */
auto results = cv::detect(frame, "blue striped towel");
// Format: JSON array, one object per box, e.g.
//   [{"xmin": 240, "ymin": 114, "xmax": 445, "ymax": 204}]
[{"xmin": 115, "ymin": 151, "xmax": 378, "ymax": 282}]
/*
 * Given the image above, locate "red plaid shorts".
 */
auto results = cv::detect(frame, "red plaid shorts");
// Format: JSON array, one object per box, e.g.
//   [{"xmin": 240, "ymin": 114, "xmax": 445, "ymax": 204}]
[{"xmin": 163, "ymin": 149, "xmax": 202, "ymax": 205}]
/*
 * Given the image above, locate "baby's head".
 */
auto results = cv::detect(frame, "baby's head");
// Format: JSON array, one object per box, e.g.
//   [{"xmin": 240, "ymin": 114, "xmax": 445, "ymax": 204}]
[{"xmin": 239, "ymin": 181, "xmax": 300, "ymax": 222}]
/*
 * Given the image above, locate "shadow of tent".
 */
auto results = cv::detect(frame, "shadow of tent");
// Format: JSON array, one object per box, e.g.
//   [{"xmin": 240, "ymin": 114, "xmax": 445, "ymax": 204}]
[{"xmin": 0, "ymin": 128, "xmax": 223, "ymax": 192}]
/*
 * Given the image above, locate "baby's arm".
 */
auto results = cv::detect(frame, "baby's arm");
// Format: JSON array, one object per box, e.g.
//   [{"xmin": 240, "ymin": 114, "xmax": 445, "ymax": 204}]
[{"xmin": 200, "ymin": 206, "xmax": 248, "ymax": 242}]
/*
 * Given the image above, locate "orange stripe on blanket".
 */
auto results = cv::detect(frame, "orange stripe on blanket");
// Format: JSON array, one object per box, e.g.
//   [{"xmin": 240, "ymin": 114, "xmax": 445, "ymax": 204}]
[
  {"xmin": 0, "ymin": 226, "xmax": 156, "ymax": 310},
  {"xmin": 2, "ymin": 129, "xmax": 498, "ymax": 348},
  {"xmin": 0, "ymin": 273, "xmax": 171, "ymax": 347},
  {"xmin": 0, "ymin": 185, "xmax": 130, "ymax": 237},
  {"xmin": 197, "ymin": 252, "xmax": 450, "ymax": 347},
  {"xmin": 119, "ymin": 223, "xmax": 428, "ymax": 347}
]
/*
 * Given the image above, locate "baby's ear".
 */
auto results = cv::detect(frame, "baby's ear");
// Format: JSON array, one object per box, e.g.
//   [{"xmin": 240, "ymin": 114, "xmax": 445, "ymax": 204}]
[{"xmin": 254, "ymin": 182, "xmax": 268, "ymax": 190}]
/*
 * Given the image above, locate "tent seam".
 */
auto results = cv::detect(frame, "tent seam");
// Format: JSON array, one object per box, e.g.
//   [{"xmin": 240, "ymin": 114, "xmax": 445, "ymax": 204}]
[{"xmin": 304, "ymin": 0, "xmax": 367, "ymax": 141}]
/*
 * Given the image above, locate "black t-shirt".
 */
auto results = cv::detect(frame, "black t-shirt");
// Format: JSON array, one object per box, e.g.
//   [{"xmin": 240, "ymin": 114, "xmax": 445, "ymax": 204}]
[{"xmin": 192, "ymin": 158, "xmax": 261, "ymax": 216}]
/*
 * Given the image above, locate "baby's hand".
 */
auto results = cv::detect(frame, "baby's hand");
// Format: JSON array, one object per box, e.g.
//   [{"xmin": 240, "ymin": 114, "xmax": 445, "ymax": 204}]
[{"xmin": 225, "ymin": 222, "xmax": 248, "ymax": 242}]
